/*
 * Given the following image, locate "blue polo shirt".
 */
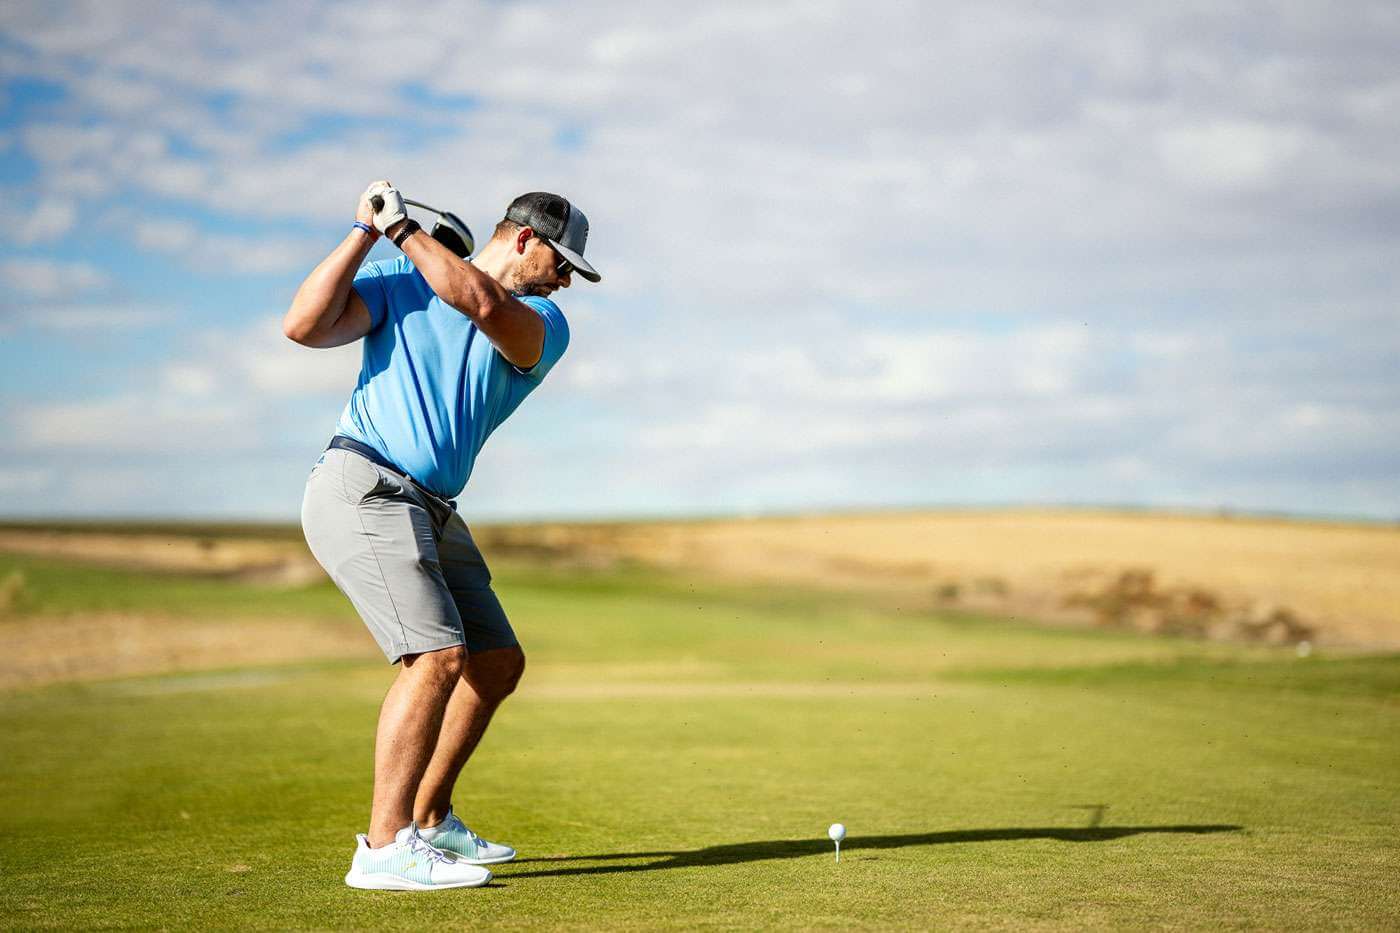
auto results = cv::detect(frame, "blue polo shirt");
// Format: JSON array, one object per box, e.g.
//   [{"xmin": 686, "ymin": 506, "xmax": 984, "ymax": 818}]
[{"xmin": 334, "ymin": 256, "xmax": 569, "ymax": 499}]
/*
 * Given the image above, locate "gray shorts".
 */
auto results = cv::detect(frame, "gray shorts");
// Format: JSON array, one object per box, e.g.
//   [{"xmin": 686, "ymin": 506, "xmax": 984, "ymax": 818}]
[{"xmin": 300, "ymin": 447, "xmax": 517, "ymax": 663}]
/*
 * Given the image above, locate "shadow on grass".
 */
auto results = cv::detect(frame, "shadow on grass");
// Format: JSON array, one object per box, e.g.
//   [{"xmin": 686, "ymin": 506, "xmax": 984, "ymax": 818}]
[{"xmin": 507, "ymin": 825, "xmax": 1242, "ymax": 878}]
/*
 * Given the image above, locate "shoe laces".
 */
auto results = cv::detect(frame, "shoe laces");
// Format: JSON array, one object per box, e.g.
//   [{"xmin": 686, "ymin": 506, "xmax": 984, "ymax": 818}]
[
  {"xmin": 449, "ymin": 814, "xmax": 486, "ymax": 850},
  {"xmin": 407, "ymin": 833, "xmax": 453, "ymax": 864}
]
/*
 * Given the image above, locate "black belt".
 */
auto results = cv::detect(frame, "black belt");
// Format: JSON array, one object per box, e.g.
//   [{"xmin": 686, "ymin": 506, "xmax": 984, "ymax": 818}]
[{"xmin": 327, "ymin": 436, "xmax": 456, "ymax": 508}]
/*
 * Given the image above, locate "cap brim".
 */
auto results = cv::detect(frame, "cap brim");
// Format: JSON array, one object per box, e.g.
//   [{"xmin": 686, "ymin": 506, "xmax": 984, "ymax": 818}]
[{"xmin": 546, "ymin": 238, "xmax": 601, "ymax": 283}]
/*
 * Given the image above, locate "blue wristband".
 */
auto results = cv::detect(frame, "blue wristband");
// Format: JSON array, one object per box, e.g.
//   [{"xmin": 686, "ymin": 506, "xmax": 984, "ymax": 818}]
[{"xmin": 352, "ymin": 221, "xmax": 375, "ymax": 238}]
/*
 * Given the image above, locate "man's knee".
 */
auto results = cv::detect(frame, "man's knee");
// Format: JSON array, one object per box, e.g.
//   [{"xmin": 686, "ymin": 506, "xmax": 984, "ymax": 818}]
[
  {"xmin": 501, "ymin": 647, "xmax": 526, "ymax": 697},
  {"xmin": 402, "ymin": 645, "xmax": 466, "ymax": 685},
  {"xmin": 466, "ymin": 645, "xmax": 525, "ymax": 704}
]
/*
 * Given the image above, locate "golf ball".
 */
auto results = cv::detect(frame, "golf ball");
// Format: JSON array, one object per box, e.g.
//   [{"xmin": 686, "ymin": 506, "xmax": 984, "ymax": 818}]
[{"xmin": 828, "ymin": 823, "xmax": 846, "ymax": 842}]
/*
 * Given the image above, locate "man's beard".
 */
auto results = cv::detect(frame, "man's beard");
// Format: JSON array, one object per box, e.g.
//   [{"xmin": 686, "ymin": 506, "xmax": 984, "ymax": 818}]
[{"xmin": 507, "ymin": 269, "xmax": 550, "ymax": 297}]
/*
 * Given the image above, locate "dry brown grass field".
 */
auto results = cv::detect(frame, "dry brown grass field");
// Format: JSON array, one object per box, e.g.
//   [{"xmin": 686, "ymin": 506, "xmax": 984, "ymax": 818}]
[
  {"xmin": 3, "ymin": 508, "xmax": 1398, "ymax": 649},
  {"xmin": 478, "ymin": 509, "xmax": 1400, "ymax": 647},
  {"xmin": 0, "ymin": 528, "xmax": 321, "ymax": 584}
]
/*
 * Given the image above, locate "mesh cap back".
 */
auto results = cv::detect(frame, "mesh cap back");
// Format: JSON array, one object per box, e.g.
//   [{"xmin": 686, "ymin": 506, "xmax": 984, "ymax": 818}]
[
  {"xmin": 503, "ymin": 191, "xmax": 600, "ymax": 283},
  {"xmin": 505, "ymin": 192, "xmax": 572, "ymax": 241}
]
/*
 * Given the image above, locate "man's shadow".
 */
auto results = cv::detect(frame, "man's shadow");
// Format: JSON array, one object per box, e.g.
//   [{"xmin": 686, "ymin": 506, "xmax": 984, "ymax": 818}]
[{"xmin": 505, "ymin": 824, "xmax": 1243, "ymax": 878}]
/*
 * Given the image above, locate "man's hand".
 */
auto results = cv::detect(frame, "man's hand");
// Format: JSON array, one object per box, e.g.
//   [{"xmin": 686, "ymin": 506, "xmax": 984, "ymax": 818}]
[
  {"xmin": 369, "ymin": 185, "xmax": 409, "ymax": 237},
  {"xmin": 357, "ymin": 181, "xmax": 393, "ymax": 234}
]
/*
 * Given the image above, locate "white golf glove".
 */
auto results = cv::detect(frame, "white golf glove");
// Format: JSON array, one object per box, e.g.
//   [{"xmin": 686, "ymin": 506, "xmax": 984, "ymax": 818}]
[
  {"xmin": 369, "ymin": 185, "xmax": 408, "ymax": 235},
  {"xmin": 358, "ymin": 180, "xmax": 391, "ymax": 224}
]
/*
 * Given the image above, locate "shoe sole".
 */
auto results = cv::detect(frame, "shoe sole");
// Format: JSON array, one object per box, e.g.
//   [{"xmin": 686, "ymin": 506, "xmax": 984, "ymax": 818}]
[{"xmin": 344, "ymin": 869, "xmax": 492, "ymax": 890}]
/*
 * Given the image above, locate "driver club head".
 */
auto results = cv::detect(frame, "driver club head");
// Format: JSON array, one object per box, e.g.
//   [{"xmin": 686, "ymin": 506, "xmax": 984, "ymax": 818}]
[{"xmin": 404, "ymin": 197, "xmax": 475, "ymax": 258}]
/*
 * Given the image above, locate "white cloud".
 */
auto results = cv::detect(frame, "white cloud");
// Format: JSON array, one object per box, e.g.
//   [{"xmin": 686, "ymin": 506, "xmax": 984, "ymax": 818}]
[
  {"xmin": 21, "ymin": 123, "xmax": 121, "ymax": 165},
  {"xmin": 210, "ymin": 316, "xmax": 363, "ymax": 396},
  {"xmin": 13, "ymin": 395, "xmax": 250, "ymax": 451},
  {"xmin": 132, "ymin": 220, "xmax": 324, "ymax": 274},
  {"xmin": 161, "ymin": 363, "xmax": 218, "ymax": 397},
  {"xmin": 6, "ymin": 303, "xmax": 168, "ymax": 332},
  {"xmin": 0, "ymin": 258, "xmax": 108, "ymax": 297},
  {"xmin": 154, "ymin": 316, "xmax": 363, "ymax": 404},
  {"xmin": 9, "ymin": 315, "xmax": 360, "ymax": 455},
  {"xmin": 1158, "ymin": 121, "xmax": 1310, "ymax": 190},
  {"xmin": 3, "ymin": 198, "xmax": 77, "ymax": 245},
  {"xmin": 637, "ymin": 400, "xmax": 925, "ymax": 457}
]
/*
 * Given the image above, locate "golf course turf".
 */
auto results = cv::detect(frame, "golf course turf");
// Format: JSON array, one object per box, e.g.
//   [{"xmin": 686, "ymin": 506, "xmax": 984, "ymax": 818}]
[{"xmin": 1, "ymin": 559, "xmax": 1397, "ymax": 929}]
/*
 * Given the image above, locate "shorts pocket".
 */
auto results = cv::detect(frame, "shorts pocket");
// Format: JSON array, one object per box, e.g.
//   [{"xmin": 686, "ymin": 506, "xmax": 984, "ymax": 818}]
[
  {"xmin": 336, "ymin": 451, "xmax": 397, "ymax": 504},
  {"xmin": 360, "ymin": 468, "xmax": 404, "ymax": 504}
]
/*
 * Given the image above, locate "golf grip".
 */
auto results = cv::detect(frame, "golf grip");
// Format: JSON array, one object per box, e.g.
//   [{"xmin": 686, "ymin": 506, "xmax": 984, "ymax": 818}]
[{"xmin": 370, "ymin": 194, "xmax": 429, "ymax": 214}]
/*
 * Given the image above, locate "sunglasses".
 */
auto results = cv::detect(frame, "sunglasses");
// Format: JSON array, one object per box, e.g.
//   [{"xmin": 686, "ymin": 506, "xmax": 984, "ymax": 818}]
[{"xmin": 533, "ymin": 234, "xmax": 574, "ymax": 278}]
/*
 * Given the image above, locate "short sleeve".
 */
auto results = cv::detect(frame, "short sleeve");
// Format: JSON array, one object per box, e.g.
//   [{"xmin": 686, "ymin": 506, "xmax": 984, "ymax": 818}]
[
  {"xmin": 350, "ymin": 258, "xmax": 408, "ymax": 331},
  {"xmin": 511, "ymin": 296, "xmax": 571, "ymax": 382}
]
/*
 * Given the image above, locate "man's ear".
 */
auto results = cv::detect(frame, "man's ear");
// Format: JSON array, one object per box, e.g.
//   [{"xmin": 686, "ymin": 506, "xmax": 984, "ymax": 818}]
[{"xmin": 515, "ymin": 227, "xmax": 534, "ymax": 254}]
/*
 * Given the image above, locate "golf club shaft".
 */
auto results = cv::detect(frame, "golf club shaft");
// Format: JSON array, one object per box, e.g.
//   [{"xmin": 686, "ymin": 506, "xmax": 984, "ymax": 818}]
[{"xmin": 370, "ymin": 195, "xmax": 436, "ymax": 214}]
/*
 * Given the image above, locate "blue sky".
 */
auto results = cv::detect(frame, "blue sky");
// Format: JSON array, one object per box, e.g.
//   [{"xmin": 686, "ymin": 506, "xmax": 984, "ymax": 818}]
[{"xmin": 1, "ymin": 1, "xmax": 1397, "ymax": 521}]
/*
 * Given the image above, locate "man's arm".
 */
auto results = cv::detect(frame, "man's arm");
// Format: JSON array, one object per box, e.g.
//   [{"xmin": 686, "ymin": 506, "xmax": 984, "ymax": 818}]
[
  {"xmin": 392, "ymin": 226, "xmax": 546, "ymax": 370},
  {"xmin": 282, "ymin": 183, "xmax": 384, "ymax": 348}
]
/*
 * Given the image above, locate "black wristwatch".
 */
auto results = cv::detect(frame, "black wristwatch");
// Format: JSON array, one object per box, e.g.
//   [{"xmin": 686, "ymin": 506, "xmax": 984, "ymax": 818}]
[{"xmin": 391, "ymin": 219, "xmax": 421, "ymax": 249}]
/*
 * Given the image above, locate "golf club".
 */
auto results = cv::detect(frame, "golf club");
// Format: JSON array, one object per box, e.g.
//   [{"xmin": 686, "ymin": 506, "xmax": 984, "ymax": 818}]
[{"xmin": 369, "ymin": 193, "xmax": 476, "ymax": 258}]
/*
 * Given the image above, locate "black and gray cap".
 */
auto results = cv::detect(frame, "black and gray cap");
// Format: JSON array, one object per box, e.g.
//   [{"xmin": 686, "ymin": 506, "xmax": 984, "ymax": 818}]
[{"xmin": 504, "ymin": 192, "xmax": 601, "ymax": 283}]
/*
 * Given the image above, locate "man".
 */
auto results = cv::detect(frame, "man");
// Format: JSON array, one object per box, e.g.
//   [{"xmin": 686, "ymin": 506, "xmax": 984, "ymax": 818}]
[{"xmin": 284, "ymin": 181, "xmax": 600, "ymax": 891}]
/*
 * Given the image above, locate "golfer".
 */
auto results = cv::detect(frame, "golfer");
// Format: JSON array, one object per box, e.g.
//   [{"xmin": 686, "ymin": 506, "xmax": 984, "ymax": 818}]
[{"xmin": 284, "ymin": 181, "xmax": 600, "ymax": 890}]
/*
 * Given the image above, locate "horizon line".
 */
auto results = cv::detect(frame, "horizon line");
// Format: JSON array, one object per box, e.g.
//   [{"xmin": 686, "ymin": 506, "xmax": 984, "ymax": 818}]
[{"xmin": 2, "ymin": 501, "xmax": 1397, "ymax": 532}]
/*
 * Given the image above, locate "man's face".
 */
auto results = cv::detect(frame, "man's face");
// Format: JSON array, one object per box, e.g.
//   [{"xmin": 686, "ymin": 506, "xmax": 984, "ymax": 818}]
[{"xmin": 509, "ymin": 232, "xmax": 573, "ymax": 298}]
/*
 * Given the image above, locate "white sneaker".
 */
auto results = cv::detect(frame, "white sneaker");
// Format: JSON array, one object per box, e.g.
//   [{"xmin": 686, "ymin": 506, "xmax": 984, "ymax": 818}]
[
  {"xmin": 344, "ymin": 823, "xmax": 493, "ymax": 890},
  {"xmin": 418, "ymin": 806, "xmax": 517, "ymax": 865}
]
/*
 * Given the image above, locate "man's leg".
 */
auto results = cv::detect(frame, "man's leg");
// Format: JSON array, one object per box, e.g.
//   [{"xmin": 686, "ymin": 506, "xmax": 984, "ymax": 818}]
[
  {"xmin": 367, "ymin": 645, "xmax": 466, "ymax": 847},
  {"xmin": 414, "ymin": 645, "xmax": 525, "ymax": 827}
]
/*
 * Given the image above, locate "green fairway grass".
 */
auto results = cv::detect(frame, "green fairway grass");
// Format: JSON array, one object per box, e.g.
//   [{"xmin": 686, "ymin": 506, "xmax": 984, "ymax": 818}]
[{"xmin": 1, "ymin": 560, "xmax": 1397, "ymax": 929}]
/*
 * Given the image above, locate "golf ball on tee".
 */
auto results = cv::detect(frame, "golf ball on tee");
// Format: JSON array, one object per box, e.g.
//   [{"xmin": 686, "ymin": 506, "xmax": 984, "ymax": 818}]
[{"xmin": 828, "ymin": 823, "xmax": 846, "ymax": 842}]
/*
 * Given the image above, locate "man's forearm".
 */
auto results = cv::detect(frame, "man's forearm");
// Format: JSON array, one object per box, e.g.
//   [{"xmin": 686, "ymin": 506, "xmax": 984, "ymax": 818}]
[
  {"xmin": 397, "ymin": 230, "xmax": 508, "ymax": 323},
  {"xmin": 284, "ymin": 230, "xmax": 376, "ymax": 342},
  {"xmin": 394, "ymin": 228, "xmax": 545, "ymax": 368}
]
